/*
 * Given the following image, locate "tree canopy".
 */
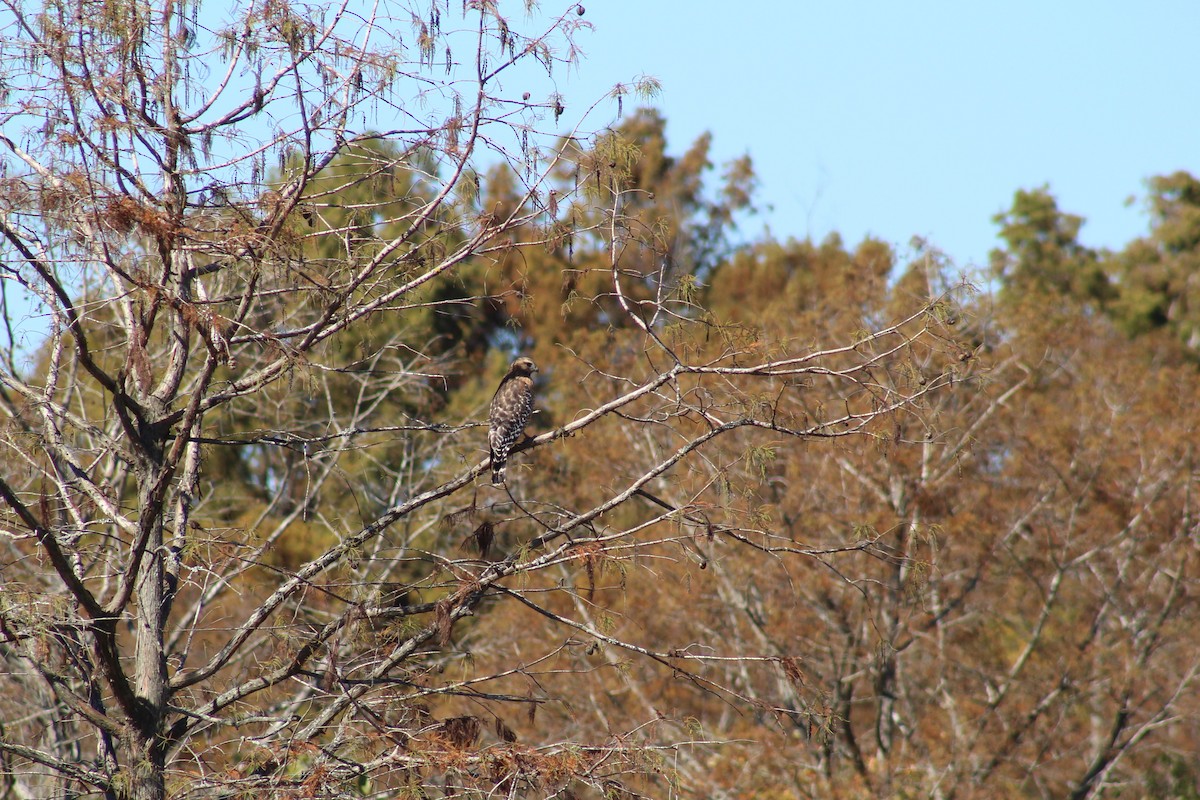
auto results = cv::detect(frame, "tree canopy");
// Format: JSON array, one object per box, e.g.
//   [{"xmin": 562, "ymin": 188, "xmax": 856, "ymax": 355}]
[{"xmin": 0, "ymin": 1, "xmax": 1197, "ymax": 799}]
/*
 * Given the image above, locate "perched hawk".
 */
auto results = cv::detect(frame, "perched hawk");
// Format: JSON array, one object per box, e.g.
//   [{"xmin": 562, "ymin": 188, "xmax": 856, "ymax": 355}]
[{"xmin": 488, "ymin": 356, "xmax": 538, "ymax": 484}]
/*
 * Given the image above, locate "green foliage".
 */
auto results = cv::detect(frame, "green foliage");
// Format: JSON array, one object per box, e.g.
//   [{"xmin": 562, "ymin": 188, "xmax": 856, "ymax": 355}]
[
  {"xmin": 991, "ymin": 185, "xmax": 1112, "ymax": 307},
  {"xmin": 1107, "ymin": 171, "xmax": 1200, "ymax": 346},
  {"xmin": 993, "ymin": 174, "xmax": 1200, "ymax": 350},
  {"xmin": 1146, "ymin": 754, "xmax": 1200, "ymax": 800}
]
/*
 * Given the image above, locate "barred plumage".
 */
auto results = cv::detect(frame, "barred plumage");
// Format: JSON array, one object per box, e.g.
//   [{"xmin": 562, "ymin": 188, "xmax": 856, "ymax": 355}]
[{"xmin": 488, "ymin": 356, "xmax": 538, "ymax": 484}]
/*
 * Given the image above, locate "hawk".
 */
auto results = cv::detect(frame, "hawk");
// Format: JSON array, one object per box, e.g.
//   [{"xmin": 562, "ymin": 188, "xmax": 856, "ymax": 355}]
[{"xmin": 488, "ymin": 356, "xmax": 538, "ymax": 484}]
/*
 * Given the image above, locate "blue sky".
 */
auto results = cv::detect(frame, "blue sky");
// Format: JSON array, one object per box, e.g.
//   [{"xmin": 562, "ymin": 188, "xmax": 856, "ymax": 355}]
[{"xmin": 550, "ymin": 2, "xmax": 1200, "ymax": 270}]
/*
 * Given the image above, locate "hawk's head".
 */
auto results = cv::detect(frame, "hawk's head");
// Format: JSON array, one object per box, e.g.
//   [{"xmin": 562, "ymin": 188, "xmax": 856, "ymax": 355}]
[{"xmin": 507, "ymin": 356, "xmax": 538, "ymax": 378}]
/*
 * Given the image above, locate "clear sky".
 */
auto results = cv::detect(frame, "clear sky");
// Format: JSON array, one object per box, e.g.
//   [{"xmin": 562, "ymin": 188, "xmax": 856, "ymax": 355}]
[{"xmin": 550, "ymin": 2, "xmax": 1200, "ymax": 270}]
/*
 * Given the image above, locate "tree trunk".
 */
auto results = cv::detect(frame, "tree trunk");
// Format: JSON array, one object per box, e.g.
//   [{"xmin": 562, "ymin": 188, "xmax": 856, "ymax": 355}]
[{"xmin": 128, "ymin": 464, "xmax": 170, "ymax": 800}]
